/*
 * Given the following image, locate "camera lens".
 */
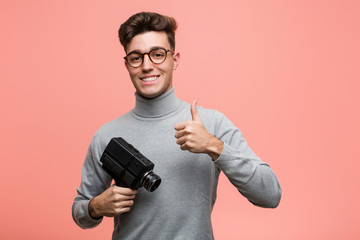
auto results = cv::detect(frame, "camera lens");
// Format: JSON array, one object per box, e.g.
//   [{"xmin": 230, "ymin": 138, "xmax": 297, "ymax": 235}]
[{"xmin": 141, "ymin": 171, "xmax": 161, "ymax": 192}]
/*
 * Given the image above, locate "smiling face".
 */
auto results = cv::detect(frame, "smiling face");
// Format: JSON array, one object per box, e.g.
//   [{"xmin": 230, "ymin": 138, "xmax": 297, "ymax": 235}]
[{"xmin": 124, "ymin": 31, "xmax": 180, "ymax": 99}]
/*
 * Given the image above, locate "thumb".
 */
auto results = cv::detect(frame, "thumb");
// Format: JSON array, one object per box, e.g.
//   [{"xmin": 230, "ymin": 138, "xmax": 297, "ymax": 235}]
[{"xmin": 191, "ymin": 100, "xmax": 201, "ymax": 122}]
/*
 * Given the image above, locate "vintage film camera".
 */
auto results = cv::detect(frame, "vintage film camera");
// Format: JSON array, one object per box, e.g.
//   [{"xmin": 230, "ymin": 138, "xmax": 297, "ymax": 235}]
[{"xmin": 100, "ymin": 137, "xmax": 161, "ymax": 192}]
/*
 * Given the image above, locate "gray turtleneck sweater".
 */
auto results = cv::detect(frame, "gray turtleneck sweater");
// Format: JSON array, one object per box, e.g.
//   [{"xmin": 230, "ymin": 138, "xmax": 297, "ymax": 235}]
[{"xmin": 72, "ymin": 88, "xmax": 281, "ymax": 239}]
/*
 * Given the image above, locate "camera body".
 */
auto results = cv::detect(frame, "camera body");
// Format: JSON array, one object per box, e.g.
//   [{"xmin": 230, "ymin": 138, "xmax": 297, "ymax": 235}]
[{"xmin": 100, "ymin": 137, "xmax": 161, "ymax": 192}]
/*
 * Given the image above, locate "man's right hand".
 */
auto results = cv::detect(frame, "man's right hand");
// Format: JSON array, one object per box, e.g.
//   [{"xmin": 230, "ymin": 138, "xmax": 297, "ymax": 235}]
[{"xmin": 88, "ymin": 185, "xmax": 138, "ymax": 218}]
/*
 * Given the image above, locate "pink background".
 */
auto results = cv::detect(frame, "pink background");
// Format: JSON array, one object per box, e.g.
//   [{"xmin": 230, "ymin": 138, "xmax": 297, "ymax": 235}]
[{"xmin": 1, "ymin": 1, "xmax": 359, "ymax": 239}]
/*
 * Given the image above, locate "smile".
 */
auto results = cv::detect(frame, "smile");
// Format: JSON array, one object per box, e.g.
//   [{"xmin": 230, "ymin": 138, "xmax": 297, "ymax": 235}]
[{"xmin": 140, "ymin": 75, "xmax": 160, "ymax": 85}]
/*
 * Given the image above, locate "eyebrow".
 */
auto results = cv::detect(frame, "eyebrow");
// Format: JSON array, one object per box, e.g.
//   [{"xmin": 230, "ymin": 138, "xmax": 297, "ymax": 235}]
[{"xmin": 127, "ymin": 46, "xmax": 165, "ymax": 55}]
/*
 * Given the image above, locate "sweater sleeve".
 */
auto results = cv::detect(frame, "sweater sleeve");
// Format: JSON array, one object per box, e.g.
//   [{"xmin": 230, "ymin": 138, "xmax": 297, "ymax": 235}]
[
  {"xmin": 72, "ymin": 134, "xmax": 112, "ymax": 228},
  {"xmin": 212, "ymin": 112, "xmax": 281, "ymax": 208}
]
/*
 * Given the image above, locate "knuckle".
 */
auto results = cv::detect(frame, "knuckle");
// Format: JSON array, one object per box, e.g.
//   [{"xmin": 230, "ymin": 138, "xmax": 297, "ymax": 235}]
[
  {"xmin": 183, "ymin": 142, "xmax": 191, "ymax": 149},
  {"xmin": 109, "ymin": 187, "xmax": 116, "ymax": 194},
  {"xmin": 113, "ymin": 194, "xmax": 122, "ymax": 201}
]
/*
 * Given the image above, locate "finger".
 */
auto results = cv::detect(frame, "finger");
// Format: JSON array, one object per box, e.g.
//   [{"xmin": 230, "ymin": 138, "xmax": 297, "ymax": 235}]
[
  {"xmin": 174, "ymin": 129, "xmax": 187, "ymax": 139},
  {"xmin": 116, "ymin": 200, "xmax": 135, "ymax": 214},
  {"xmin": 113, "ymin": 205, "xmax": 131, "ymax": 215},
  {"xmin": 176, "ymin": 136, "xmax": 187, "ymax": 145},
  {"xmin": 114, "ymin": 186, "xmax": 138, "ymax": 195},
  {"xmin": 113, "ymin": 198, "xmax": 134, "ymax": 207},
  {"xmin": 180, "ymin": 142, "xmax": 192, "ymax": 151},
  {"xmin": 119, "ymin": 207, "xmax": 131, "ymax": 214},
  {"xmin": 174, "ymin": 121, "xmax": 187, "ymax": 131},
  {"xmin": 112, "ymin": 193, "xmax": 137, "ymax": 203},
  {"xmin": 118, "ymin": 194, "xmax": 137, "ymax": 201},
  {"xmin": 117, "ymin": 199, "xmax": 135, "ymax": 208},
  {"xmin": 191, "ymin": 100, "xmax": 201, "ymax": 122}
]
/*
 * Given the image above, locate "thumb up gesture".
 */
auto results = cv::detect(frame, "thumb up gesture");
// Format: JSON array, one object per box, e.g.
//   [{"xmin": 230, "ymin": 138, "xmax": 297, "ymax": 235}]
[{"xmin": 174, "ymin": 100, "xmax": 223, "ymax": 160}]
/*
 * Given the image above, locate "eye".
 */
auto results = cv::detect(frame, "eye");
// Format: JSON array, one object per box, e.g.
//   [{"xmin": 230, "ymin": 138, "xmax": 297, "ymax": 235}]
[
  {"xmin": 129, "ymin": 54, "xmax": 142, "ymax": 62},
  {"xmin": 150, "ymin": 49, "xmax": 166, "ymax": 59}
]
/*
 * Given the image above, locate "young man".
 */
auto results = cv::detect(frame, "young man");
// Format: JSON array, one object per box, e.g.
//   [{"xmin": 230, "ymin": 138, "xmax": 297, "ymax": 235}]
[{"xmin": 72, "ymin": 12, "xmax": 281, "ymax": 239}]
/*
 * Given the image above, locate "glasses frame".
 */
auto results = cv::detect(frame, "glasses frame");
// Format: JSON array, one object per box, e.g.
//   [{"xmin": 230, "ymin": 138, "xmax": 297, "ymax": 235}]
[{"xmin": 124, "ymin": 47, "xmax": 175, "ymax": 68}]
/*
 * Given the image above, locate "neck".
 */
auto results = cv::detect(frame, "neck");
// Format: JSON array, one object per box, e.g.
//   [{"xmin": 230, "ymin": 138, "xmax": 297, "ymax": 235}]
[{"xmin": 133, "ymin": 88, "xmax": 182, "ymax": 118}]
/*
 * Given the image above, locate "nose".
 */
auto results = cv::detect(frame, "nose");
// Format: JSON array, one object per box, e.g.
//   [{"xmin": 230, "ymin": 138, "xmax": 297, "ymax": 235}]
[{"xmin": 141, "ymin": 54, "xmax": 153, "ymax": 72}]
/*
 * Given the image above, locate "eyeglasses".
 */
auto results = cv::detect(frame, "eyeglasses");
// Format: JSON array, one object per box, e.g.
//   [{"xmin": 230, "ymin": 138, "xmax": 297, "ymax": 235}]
[{"xmin": 124, "ymin": 47, "xmax": 175, "ymax": 68}]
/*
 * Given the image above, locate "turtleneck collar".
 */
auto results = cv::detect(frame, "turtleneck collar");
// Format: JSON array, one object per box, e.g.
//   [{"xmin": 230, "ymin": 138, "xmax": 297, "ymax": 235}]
[{"xmin": 132, "ymin": 88, "xmax": 183, "ymax": 118}]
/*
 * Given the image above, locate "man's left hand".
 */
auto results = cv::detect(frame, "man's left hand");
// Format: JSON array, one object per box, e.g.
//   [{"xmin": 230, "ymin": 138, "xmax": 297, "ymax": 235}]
[{"xmin": 174, "ymin": 100, "xmax": 224, "ymax": 160}]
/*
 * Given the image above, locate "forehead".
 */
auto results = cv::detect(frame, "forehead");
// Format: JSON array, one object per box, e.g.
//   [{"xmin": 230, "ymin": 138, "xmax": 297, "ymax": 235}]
[{"xmin": 126, "ymin": 31, "xmax": 170, "ymax": 53}]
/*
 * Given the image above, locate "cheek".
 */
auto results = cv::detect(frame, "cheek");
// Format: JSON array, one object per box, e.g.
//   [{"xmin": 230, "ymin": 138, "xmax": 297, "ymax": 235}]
[
  {"xmin": 158, "ymin": 63, "xmax": 174, "ymax": 74},
  {"xmin": 127, "ymin": 69, "xmax": 138, "ymax": 79}
]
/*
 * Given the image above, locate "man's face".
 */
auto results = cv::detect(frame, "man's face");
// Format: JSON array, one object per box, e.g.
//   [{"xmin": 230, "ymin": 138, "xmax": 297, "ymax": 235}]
[{"xmin": 124, "ymin": 31, "xmax": 180, "ymax": 99}]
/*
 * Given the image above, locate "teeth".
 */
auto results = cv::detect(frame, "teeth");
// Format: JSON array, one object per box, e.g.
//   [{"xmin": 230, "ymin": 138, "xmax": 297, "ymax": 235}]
[{"xmin": 142, "ymin": 76, "xmax": 158, "ymax": 82}]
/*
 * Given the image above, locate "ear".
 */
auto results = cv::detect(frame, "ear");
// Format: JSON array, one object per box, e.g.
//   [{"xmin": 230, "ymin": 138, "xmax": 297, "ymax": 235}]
[{"xmin": 172, "ymin": 52, "xmax": 181, "ymax": 70}]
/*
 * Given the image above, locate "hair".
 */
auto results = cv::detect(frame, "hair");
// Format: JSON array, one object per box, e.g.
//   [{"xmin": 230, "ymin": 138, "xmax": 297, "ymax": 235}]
[{"xmin": 119, "ymin": 12, "xmax": 177, "ymax": 52}]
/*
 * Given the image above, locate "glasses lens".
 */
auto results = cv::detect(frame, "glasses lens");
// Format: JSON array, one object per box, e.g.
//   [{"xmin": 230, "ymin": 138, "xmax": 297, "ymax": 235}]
[
  {"xmin": 127, "ymin": 53, "xmax": 142, "ymax": 67},
  {"xmin": 149, "ymin": 48, "xmax": 167, "ymax": 64}
]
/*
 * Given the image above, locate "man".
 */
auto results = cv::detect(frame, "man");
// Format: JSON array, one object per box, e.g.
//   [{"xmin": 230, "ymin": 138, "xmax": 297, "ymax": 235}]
[{"xmin": 72, "ymin": 12, "xmax": 281, "ymax": 239}]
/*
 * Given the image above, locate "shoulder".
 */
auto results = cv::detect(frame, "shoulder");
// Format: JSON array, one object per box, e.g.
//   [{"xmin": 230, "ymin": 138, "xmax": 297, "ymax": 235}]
[
  {"xmin": 196, "ymin": 104, "xmax": 241, "ymax": 139},
  {"xmin": 90, "ymin": 111, "xmax": 133, "ymax": 149},
  {"xmin": 196, "ymin": 105, "xmax": 226, "ymax": 123},
  {"xmin": 192, "ymin": 105, "xmax": 230, "ymax": 135}
]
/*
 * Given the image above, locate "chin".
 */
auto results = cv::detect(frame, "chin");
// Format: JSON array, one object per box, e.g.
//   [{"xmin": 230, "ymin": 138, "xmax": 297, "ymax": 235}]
[
  {"xmin": 136, "ymin": 89, "xmax": 160, "ymax": 99},
  {"xmin": 135, "ymin": 84, "xmax": 170, "ymax": 98}
]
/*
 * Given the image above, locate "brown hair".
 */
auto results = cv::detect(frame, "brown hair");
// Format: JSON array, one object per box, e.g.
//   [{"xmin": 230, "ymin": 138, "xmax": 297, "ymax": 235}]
[{"xmin": 119, "ymin": 12, "xmax": 177, "ymax": 52}]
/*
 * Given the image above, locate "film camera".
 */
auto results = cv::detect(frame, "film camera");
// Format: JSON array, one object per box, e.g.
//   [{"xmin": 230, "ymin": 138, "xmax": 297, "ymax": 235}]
[{"xmin": 100, "ymin": 137, "xmax": 161, "ymax": 192}]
